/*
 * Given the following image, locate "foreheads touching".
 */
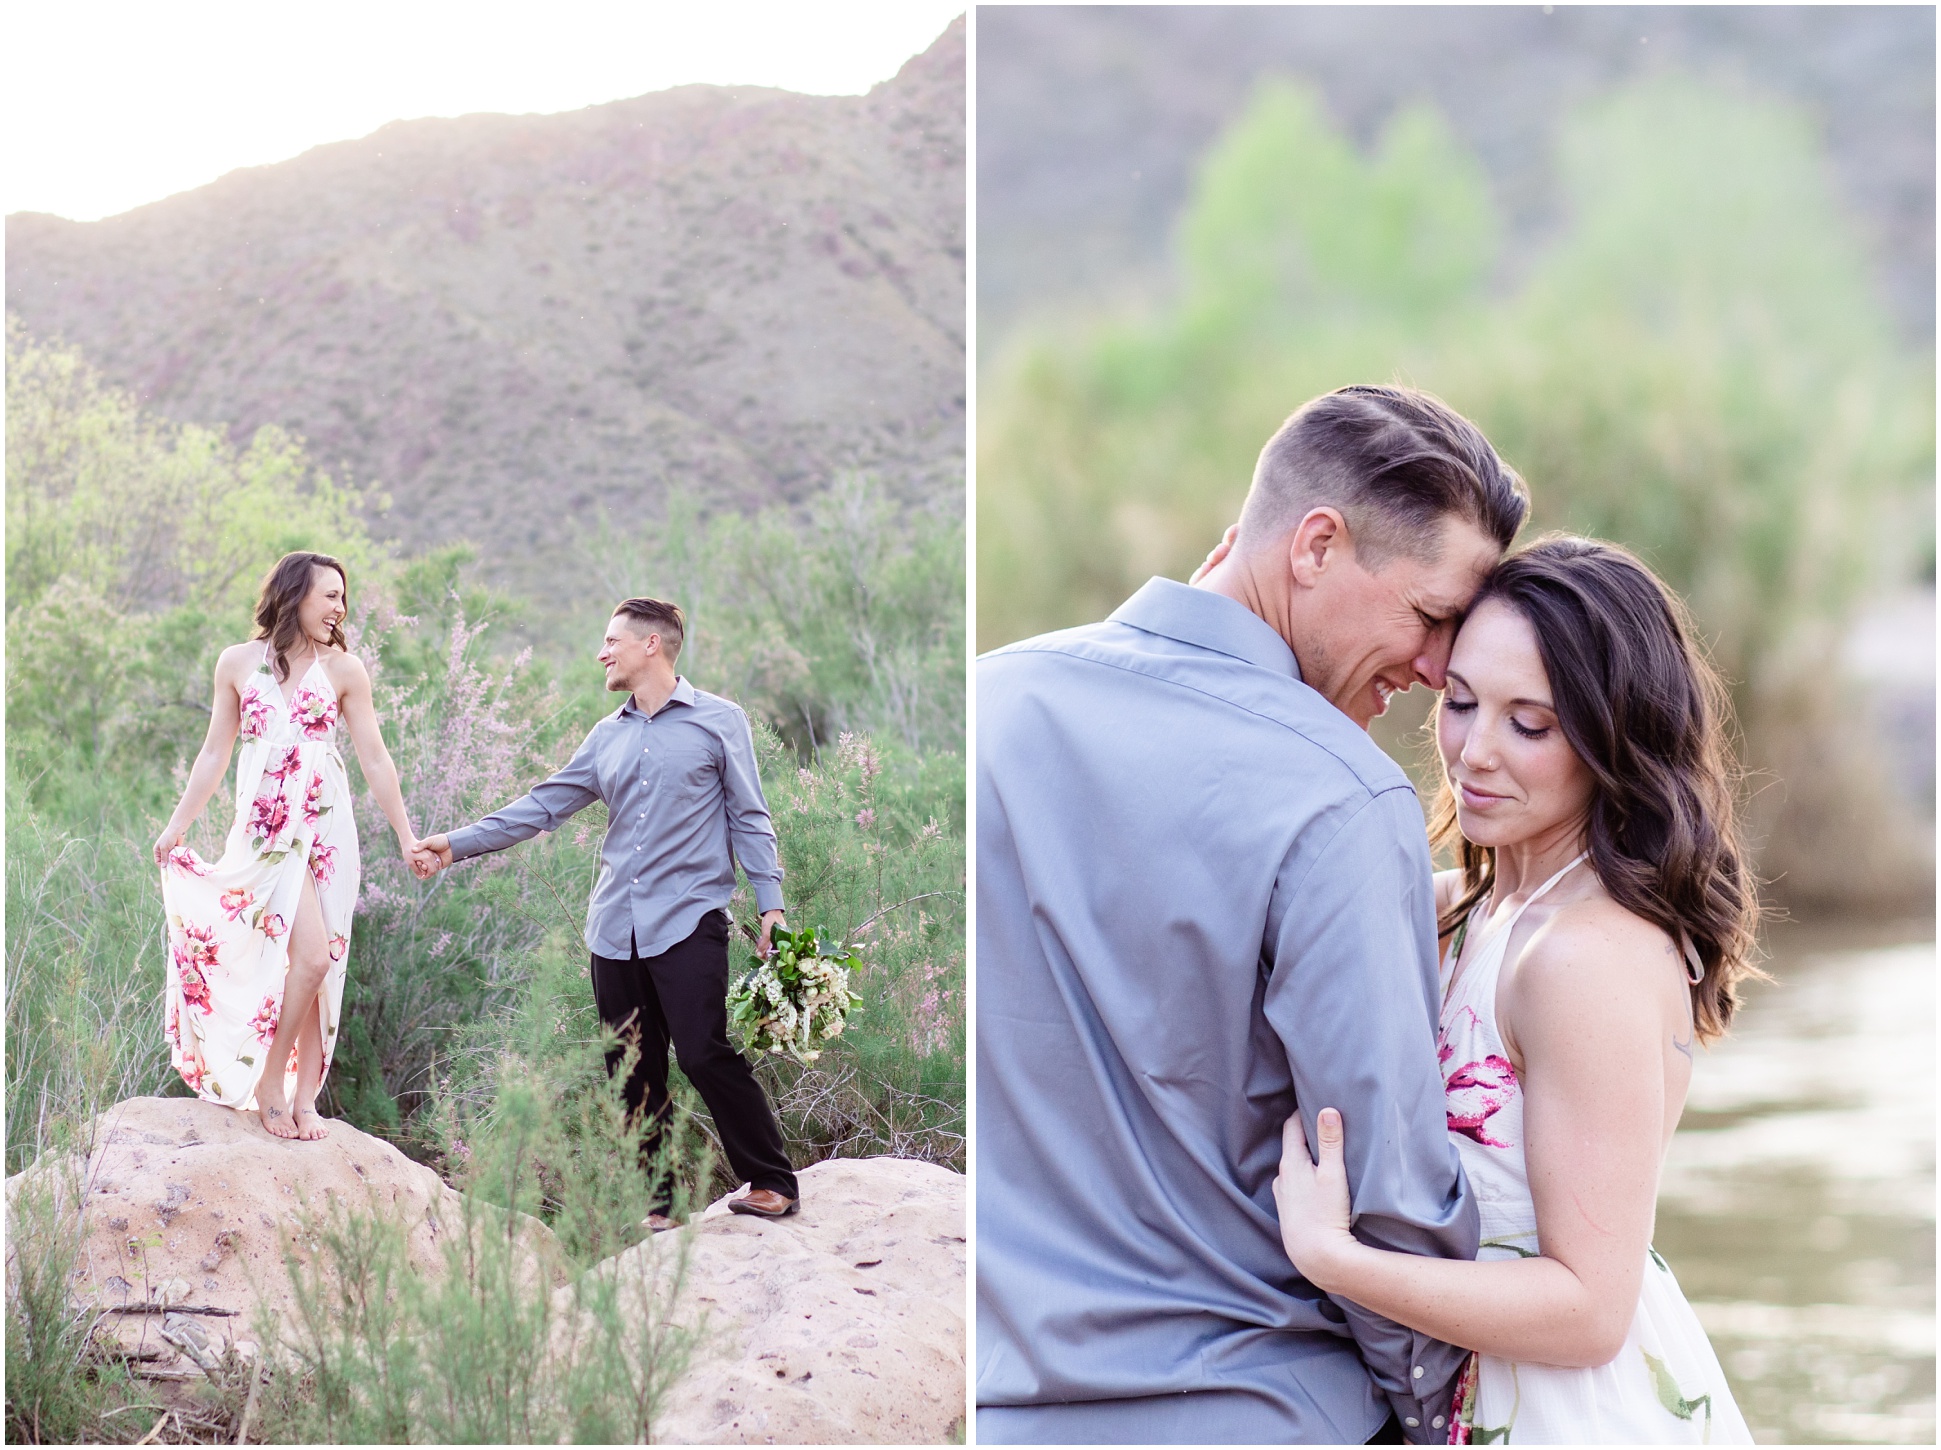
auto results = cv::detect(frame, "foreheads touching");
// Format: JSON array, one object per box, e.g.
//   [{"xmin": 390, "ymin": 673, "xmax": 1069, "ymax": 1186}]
[
  {"xmin": 1236, "ymin": 385, "xmax": 1527, "ymax": 573},
  {"xmin": 1221, "ymin": 386, "xmax": 1526, "ymax": 726}
]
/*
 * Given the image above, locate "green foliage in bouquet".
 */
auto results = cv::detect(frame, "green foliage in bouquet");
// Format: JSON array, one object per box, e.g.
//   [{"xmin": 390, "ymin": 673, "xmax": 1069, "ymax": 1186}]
[{"xmin": 728, "ymin": 925, "xmax": 865, "ymax": 1064}]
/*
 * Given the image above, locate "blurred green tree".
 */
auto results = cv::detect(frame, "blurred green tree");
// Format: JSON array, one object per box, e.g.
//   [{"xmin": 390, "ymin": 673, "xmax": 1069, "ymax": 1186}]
[{"xmin": 977, "ymin": 74, "xmax": 1932, "ymax": 904}]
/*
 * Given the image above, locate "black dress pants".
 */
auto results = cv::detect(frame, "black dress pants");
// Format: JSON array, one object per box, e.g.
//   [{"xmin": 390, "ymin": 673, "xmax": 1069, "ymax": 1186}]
[{"xmin": 589, "ymin": 909, "xmax": 798, "ymax": 1209}]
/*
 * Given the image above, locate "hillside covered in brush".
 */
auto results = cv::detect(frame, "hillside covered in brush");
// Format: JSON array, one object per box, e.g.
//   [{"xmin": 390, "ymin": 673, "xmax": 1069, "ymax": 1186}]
[{"xmin": 6, "ymin": 18, "xmax": 964, "ymax": 611}]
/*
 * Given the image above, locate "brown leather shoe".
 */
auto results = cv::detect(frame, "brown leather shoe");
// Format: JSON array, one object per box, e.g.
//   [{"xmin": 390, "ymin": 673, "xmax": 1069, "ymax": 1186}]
[{"xmin": 727, "ymin": 1188, "xmax": 799, "ymax": 1219}]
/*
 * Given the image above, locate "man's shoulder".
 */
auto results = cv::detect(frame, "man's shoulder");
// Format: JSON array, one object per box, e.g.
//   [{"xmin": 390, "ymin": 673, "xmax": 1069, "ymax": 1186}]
[
  {"xmin": 979, "ymin": 621, "xmax": 1412, "ymax": 802},
  {"xmin": 684, "ymin": 685, "xmax": 745, "ymax": 717}
]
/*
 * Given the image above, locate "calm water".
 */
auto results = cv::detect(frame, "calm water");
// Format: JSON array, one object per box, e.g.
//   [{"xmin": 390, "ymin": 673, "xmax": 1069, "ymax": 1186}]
[{"xmin": 1656, "ymin": 919, "xmax": 1935, "ymax": 1444}]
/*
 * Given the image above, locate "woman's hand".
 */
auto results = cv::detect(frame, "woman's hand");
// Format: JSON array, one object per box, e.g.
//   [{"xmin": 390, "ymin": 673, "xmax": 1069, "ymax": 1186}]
[
  {"xmin": 153, "ymin": 825, "xmax": 186, "ymax": 868},
  {"xmin": 1273, "ymin": 1108, "xmax": 1359, "ymax": 1292},
  {"xmin": 1188, "ymin": 524, "xmax": 1240, "ymax": 585}
]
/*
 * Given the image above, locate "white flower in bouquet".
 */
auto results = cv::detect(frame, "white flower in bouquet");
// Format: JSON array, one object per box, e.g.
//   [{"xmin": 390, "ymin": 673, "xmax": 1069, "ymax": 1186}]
[{"xmin": 727, "ymin": 924, "xmax": 865, "ymax": 1063}]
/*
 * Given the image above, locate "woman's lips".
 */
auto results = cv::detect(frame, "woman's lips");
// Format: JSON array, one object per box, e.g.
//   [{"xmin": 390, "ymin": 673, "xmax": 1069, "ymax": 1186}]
[{"xmin": 1458, "ymin": 781, "xmax": 1509, "ymax": 809}]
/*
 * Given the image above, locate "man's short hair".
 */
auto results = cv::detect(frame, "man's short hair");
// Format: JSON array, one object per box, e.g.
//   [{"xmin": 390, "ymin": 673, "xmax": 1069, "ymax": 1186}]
[
  {"xmin": 612, "ymin": 597, "xmax": 685, "ymax": 660},
  {"xmin": 1237, "ymin": 385, "xmax": 1528, "ymax": 568}
]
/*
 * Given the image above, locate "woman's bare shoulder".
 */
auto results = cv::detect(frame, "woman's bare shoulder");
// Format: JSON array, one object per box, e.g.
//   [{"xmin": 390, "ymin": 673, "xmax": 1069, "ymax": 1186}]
[
  {"xmin": 320, "ymin": 646, "xmax": 371, "ymax": 685},
  {"xmin": 214, "ymin": 641, "xmax": 264, "ymax": 676},
  {"xmin": 1514, "ymin": 896, "xmax": 1682, "ymax": 1016},
  {"xmin": 1433, "ymin": 869, "xmax": 1464, "ymax": 914}
]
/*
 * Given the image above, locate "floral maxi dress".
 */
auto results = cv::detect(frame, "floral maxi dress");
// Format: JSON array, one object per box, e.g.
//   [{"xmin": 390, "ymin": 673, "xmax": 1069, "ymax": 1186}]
[
  {"xmin": 1439, "ymin": 855, "xmax": 1751, "ymax": 1444},
  {"xmin": 161, "ymin": 643, "xmax": 358, "ymax": 1108}
]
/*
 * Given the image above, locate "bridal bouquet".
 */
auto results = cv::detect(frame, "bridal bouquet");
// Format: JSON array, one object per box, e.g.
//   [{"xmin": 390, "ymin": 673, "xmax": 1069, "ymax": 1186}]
[{"xmin": 727, "ymin": 924, "xmax": 864, "ymax": 1063}]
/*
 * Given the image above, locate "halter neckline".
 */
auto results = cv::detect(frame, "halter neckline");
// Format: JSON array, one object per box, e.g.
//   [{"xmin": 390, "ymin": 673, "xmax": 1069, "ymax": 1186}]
[
  {"xmin": 1466, "ymin": 851, "xmax": 1590, "ymax": 962},
  {"xmin": 263, "ymin": 639, "xmax": 327, "ymax": 714}
]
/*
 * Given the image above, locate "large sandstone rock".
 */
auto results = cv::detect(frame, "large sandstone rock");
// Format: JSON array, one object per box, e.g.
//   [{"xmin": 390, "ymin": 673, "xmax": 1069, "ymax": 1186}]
[
  {"xmin": 4, "ymin": 1095, "xmax": 562, "ymax": 1373},
  {"xmin": 607, "ymin": 1156, "xmax": 966, "ymax": 1444}
]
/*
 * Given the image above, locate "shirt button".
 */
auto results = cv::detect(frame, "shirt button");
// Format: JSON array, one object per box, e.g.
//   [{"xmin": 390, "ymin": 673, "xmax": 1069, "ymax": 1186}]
[
  {"xmin": 1412, "ymin": 1366, "xmax": 1424, "ymax": 1380},
  {"xmin": 1404, "ymin": 1418, "xmax": 1420, "ymax": 1429},
  {"xmin": 1432, "ymin": 1416, "xmax": 1446, "ymax": 1430}
]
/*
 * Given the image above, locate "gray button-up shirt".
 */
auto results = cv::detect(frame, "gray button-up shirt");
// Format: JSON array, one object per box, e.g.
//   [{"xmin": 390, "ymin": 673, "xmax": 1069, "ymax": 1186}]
[
  {"xmin": 446, "ymin": 677, "xmax": 784, "ymax": 959},
  {"xmin": 976, "ymin": 578, "xmax": 1478, "ymax": 1445}
]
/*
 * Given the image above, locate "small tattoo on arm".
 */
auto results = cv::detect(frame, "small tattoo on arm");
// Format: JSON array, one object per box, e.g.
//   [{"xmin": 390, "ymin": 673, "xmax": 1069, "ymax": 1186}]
[{"xmin": 1671, "ymin": 1032, "xmax": 1693, "ymax": 1060}]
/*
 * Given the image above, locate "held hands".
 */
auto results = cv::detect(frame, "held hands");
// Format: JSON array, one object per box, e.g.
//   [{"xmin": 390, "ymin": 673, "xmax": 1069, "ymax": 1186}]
[
  {"xmin": 406, "ymin": 834, "xmax": 453, "ymax": 880},
  {"xmin": 1273, "ymin": 1108, "xmax": 1359, "ymax": 1292},
  {"xmin": 1188, "ymin": 524, "xmax": 1240, "ymax": 585}
]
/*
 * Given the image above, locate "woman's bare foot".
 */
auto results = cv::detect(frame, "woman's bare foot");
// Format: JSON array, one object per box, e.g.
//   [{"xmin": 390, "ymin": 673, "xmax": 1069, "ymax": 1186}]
[
  {"xmin": 256, "ymin": 1081, "xmax": 300, "ymax": 1140},
  {"xmin": 293, "ymin": 1102, "xmax": 331, "ymax": 1140}
]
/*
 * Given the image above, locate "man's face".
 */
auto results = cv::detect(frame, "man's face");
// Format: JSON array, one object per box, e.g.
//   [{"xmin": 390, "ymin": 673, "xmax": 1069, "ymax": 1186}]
[
  {"xmin": 598, "ymin": 615, "xmax": 660, "ymax": 692},
  {"xmin": 1298, "ymin": 516, "xmax": 1502, "ymax": 729}
]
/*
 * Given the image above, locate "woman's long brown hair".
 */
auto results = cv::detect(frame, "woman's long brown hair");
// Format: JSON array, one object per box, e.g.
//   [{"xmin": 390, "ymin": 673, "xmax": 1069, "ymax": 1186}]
[
  {"xmin": 251, "ymin": 551, "xmax": 348, "ymax": 681},
  {"xmin": 1429, "ymin": 535, "xmax": 1764, "ymax": 1041}
]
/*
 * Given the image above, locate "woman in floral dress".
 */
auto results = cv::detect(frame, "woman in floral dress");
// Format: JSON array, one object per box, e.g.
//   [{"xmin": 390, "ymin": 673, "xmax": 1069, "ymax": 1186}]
[
  {"xmin": 153, "ymin": 552, "xmax": 421, "ymax": 1140},
  {"xmin": 1273, "ymin": 537, "xmax": 1756, "ymax": 1443}
]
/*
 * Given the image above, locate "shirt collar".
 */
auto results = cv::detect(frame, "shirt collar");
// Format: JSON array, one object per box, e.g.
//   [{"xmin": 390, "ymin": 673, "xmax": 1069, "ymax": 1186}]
[
  {"xmin": 1108, "ymin": 577, "xmax": 1303, "ymax": 682},
  {"xmin": 618, "ymin": 675, "xmax": 697, "ymax": 720}
]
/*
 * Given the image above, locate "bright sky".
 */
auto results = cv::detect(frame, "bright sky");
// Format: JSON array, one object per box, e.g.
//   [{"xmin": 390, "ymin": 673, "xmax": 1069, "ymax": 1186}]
[{"xmin": 4, "ymin": 1, "xmax": 965, "ymax": 221}]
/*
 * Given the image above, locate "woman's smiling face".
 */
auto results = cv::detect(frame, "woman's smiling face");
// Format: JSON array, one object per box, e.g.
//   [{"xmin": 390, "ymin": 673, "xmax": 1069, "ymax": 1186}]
[
  {"xmin": 297, "ymin": 564, "xmax": 347, "ymax": 644},
  {"xmin": 1436, "ymin": 597, "xmax": 1596, "ymax": 852}
]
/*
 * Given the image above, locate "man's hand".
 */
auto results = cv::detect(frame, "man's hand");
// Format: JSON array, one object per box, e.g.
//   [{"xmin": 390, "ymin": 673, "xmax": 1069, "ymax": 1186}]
[
  {"xmin": 757, "ymin": 909, "xmax": 788, "ymax": 958},
  {"xmin": 409, "ymin": 834, "xmax": 453, "ymax": 880}
]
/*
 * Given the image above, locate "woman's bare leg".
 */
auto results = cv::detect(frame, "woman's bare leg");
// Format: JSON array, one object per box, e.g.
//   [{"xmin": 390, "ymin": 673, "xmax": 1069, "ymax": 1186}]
[{"xmin": 259, "ymin": 871, "xmax": 330, "ymax": 1140}]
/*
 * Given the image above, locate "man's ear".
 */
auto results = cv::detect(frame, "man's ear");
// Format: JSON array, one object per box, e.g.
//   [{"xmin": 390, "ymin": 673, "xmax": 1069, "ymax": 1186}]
[{"xmin": 1287, "ymin": 507, "xmax": 1348, "ymax": 589}]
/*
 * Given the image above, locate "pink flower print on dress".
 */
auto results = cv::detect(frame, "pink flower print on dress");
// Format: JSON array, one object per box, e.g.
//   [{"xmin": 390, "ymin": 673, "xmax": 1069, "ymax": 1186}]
[
  {"xmin": 249, "ymin": 994, "xmax": 282, "ymax": 1046},
  {"xmin": 1441, "ymin": 1013, "xmax": 1520, "ymax": 1150},
  {"xmin": 265, "ymin": 744, "xmax": 304, "ymax": 782},
  {"xmin": 177, "ymin": 958, "xmax": 213, "ymax": 1015},
  {"xmin": 219, "ymin": 887, "xmax": 256, "ymax": 922},
  {"xmin": 248, "ymin": 788, "xmax": 291, "ymax": 850},
  {"xmin": 238, "ymin": 687, "xmax": 274, "ymax": 741},
  {"xmin": 328, "ymin": 935, "xmax": 349, "ymax": 962},
  {"xmin": 309, "ymin": 842, "xmax": 337, "ymax": 890},
  {"xmin": 165, "ymin": 1000, "xmax": 181, "ymax": 1049},
  {"xmin": 179, "ymin": 1056, "xmax": 206, "ymax": 1093},
  {"xmin": 172, "ymin": 922, "xmax": 222, "ymax": 1017},
  {"xmin": 166, "ymin": 845, "xmax": 211, "ymax": 876},
  {"xmin": 290, "ymin": 688, "xmax": 338, "ymax": 739},
  {"xmin": 261, "ymin": 913, "xmax": 288, "ymax": 942},
  {"xmin": 302, "ymin": 772, "xmax": 327, "ymax": 826}
]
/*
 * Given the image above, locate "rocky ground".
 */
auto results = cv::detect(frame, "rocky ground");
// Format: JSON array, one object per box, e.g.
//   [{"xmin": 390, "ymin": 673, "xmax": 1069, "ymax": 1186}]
[{"xmin": 4, "ymin": 1096, "xmax": 966, "ymax": 1442}]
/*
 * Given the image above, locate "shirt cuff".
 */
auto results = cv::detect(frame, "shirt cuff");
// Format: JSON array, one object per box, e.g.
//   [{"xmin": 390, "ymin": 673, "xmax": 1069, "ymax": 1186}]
[
  {"xmin": 754, "ymin": 882, "xmax": 785, "ymax": 915},
  {"xmin": 445, "ymin": 825, "xmax": 484, "ymax": 863}
]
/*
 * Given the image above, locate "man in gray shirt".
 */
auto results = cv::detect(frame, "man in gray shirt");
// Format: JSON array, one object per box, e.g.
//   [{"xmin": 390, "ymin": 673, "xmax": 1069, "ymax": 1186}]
[
  {"xmin": 976, "ymin": 386, "xmax": 1528, "ymax": 1443},
  {"xmin": 417, "ymin": 597, "xmax": 799, "ymax": 1221}
]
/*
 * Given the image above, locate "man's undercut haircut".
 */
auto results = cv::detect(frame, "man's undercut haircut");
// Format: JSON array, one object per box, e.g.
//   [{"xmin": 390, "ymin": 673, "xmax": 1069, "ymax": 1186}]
[
  {"xmin": 1238, "ymin": 385, "xmax": 1528, "ymax": 570},
  {"xmin": 613, "ymin": 597, "xmax": 685, "ymax": 660}
]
